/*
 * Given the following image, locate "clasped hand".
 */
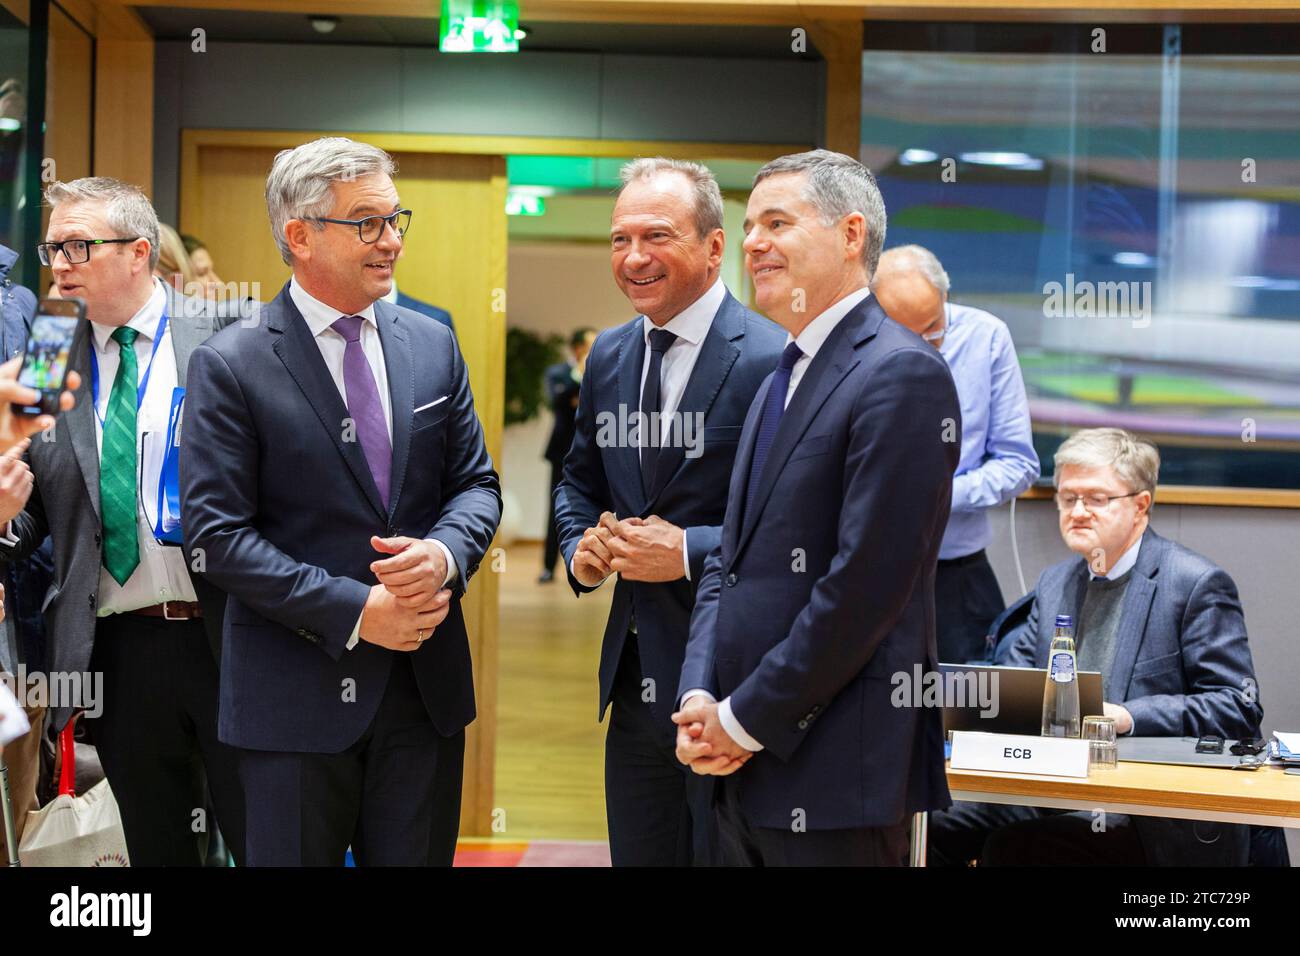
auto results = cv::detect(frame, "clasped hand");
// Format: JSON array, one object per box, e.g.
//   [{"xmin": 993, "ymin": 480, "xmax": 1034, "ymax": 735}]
[
  {"xmin": 571, "ymin": 511, "xmax": 685, "ymax": 586},
  {"xmin": 358, "ymin": 536, "xmax": 452, "ymax": 651},
  {"xmin": 671, "ymin": 698, "xmax": 753, "ymax": 776}
]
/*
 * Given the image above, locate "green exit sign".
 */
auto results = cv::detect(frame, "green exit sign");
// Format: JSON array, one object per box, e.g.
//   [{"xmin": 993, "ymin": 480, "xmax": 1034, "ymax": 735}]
[
  {"xmin": 506, "ymin": 193, "xmax": 545, "ymax": 216},
  {"xmin": 439, "ymin": 0, "xmax": 520, "ymax": 53}
]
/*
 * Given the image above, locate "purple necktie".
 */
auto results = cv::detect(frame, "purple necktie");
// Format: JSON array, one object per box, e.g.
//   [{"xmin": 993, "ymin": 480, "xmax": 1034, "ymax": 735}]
[{"xmin": 331, "ymin": 315, "xmax": 392, "ymax": 510}]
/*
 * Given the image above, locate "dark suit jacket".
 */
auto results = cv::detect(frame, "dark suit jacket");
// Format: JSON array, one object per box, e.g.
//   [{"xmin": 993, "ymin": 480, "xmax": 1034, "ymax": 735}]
[
  {"xmin": 180, "ymin": 283, "xmax": 501, "ymax": 753},
  {"xmin": 0, "ymin": 285, "xmax": 239, "ymax": 732},
  {"xmin": 395, "ymin": 290, "xmax": 454, "ymax": 332},
  {"xmin": 553, "ymin": 290, "xmax": 784, "ymax": 724},
  {"xmin": 1003, "ymin": 526, "xmax": 1263, "ymax": 864},
  {"xmin": 678, "ymin": 296, "xmax": 961, "ymax": 830},
  {"xmin": 543, "ymin": 361, "xmax": 580, "ymax": 466}
]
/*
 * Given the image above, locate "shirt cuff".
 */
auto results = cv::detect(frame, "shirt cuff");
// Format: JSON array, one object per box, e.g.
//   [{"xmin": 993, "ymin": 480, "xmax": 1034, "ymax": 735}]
[
  {"xmin": 719, "ymin": 696, "xmax": 764, "ymax": 752},
  {"xmin": 346, "ymin": 611, "xmax": 363, "ymax": 651},
  {"xmin": 570, "ymin": 552, "xmax": 609, "ymax": 588},
  {"xmin": 681, "ymin": 688, "xmax": 715, "ymax": 709},
  {"xmin": 681, "ymin": 527, "xmax": 691, "ymax": 582},
  {"xmin": 426, "ymin": 538, "xmax": 458, "ymax": 588}
]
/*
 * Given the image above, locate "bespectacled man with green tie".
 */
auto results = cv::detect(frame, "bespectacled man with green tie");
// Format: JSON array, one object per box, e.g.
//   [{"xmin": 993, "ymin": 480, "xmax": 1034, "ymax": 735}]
[{"xmin": 0, "ymin": 177, "xmax": 245, "ymax": 866}]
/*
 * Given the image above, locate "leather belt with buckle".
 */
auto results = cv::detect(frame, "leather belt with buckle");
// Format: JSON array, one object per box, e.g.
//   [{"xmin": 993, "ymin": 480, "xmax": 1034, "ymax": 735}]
[{"xmin": 129, "ymin": 601, "xmax": 204, "ymax": 620}]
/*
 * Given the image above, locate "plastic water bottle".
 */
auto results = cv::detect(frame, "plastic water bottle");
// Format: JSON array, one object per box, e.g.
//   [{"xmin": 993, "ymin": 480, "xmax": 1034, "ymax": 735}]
[{"xmin": 1041, "ymin": 614, "xmax": 1081, "ymax": 737}]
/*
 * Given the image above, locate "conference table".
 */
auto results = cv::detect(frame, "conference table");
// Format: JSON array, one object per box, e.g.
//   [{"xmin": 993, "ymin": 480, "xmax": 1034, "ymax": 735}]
[{"xmin": 910, "ymin": 760, "xmax": 1300, "ymax": 865}]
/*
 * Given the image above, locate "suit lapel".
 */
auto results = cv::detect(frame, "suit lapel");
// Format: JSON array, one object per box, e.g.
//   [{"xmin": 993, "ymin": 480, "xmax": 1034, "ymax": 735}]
[
  {"xmin": 1046, "ymin": 562, "xmax": 1090, "ymax": 664},
  {"xmin": 166, "ymin": 290, "xmax": 208, "ymax": 390},
  {"xmin": 644, "ymin": 295, "xmax": 742, "ymax": 508},
  {"xmin": 732, "ymin": 309, "xmax": 864, "ymax": 562},
  {"xmin": 722, "ymin": 384, "xmax": 765, "ymax": 560},
  {"xmin": 615, "ymin": 322, "xmax": 648, "ymax": 514},
  {"xmin": 376, "ymin": 301, "xmax": 412, "ymax": 521},
  {"xmin": 268, "ymin": 285, "xmax": 387, "ymax": 522},
  {"xmin": 1109, "ymin": 529, "xmax": 1161, "ymax": 697},
  {"xmin": 66, "ymin": 332, "xmax": 100, "ymax": 519}
]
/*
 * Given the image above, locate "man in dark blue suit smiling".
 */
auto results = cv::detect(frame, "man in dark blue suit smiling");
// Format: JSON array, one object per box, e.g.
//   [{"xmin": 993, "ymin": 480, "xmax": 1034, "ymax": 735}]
[
  {"xmin": 181, "ymin": 138, "xmax": 501, "ymax": 866},
  {"xmin": 554, "ymin": 158, "xmax": 784, "ymax": 866},
  {"xmin": 674, "ymin": 150, "xmax": 961, "ymax": 866}
]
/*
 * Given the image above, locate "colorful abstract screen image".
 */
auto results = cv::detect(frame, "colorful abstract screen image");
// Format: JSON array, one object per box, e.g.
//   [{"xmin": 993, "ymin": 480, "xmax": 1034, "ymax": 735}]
[
  {"xmin": 20, "ymin": 315, "xmax": 78, "ymax": 392},
  {"xmin": 862, "ymin": 34, "xmax": 1300, "ymax": 489}
]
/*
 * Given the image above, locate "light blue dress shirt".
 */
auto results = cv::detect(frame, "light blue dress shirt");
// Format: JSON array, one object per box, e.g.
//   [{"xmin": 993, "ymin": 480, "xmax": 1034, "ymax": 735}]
[{"xmin": 938, "ymin": 302, "xmax": 1040, "ymax": 560}]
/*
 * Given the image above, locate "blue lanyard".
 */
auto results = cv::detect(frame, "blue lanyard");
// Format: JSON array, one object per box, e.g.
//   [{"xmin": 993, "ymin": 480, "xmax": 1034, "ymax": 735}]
[{"xmin": 90, "ymin": 307, "xmax": 170, "ymax": 426}]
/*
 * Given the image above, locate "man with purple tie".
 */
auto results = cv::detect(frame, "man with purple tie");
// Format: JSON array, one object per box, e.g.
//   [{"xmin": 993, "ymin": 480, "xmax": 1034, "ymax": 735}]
[{"xmin": 180, "ymin": 138, "xmax": 501, "ymax": 866}]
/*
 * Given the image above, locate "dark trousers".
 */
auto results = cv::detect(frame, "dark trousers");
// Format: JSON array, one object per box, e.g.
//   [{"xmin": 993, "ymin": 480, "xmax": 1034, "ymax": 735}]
[
  {"xmin": 716, "ymin": 775, "xmax": 910, "ymax": 866},
  {"xmin": 238, "ymin": 654, "xmax": 464, "ymax": 866},
  {"xmin": 87, "ymin": 613, "xmax": 246, "ymax": 867},
  {"xmin": 605, "ymin": 635, "xmax": 715, "ymax": 866},
  {"xmin": 543, "ymin": 462, "xmax": 563, "ymax": 572},
  {"xmin": 935, "ymin": 550, "xmax": 1006, "ymax": 664},
  {"xmin": 929, "ymin": 800, "xmax": 1145, "ymax": 865}
]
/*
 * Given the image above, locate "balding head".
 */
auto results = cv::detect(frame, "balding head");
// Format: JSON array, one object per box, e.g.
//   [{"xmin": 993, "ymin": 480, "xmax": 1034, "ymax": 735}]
[{"xmin": 871, "ymin": 245, "xmax": 951, "ymax": 347}]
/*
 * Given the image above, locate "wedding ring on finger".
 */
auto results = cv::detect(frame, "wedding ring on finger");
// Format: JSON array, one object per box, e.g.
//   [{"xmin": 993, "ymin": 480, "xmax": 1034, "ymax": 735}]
[{"xmin": 416, "ymin": 628, "xmax": 426, "ymax": 643}]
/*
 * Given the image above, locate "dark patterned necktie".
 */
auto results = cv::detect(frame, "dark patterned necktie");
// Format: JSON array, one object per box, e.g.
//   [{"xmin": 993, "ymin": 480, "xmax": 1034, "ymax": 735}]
[
  {"xmin": 639, "ymin": 328, "xmax": 678, "ymax": 497},
  {"xmin": 744, "ymin": 341, "xmax": 805, "ymax": 520}
]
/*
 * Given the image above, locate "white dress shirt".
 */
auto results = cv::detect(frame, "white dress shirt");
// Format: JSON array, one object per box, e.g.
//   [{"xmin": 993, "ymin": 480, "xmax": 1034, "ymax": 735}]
[
  {"xmin": 571, "ymin": 278, "xmax": 728, "ymax": 586},
  {"xmin": 1088, "ymin": 533, "xmax": 1142, "ymax": 581},
  {"xmin": 90, "ymin": 279, "xmax": 200, "ymax": 614},
  {"xmin": 288, "ymin": 278, "xmax": 457, "ymax": 650},
  {"xmin": 685, "ymin": 286, "xmax": 873, "ymax": 753}
]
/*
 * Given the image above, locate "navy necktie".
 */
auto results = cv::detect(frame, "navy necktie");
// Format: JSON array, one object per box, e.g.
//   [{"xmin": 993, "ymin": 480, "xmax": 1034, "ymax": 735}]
[
  {"xmin": 639, "ymin": 328, "xmax": 678, "ymax": 497},
  {"xmin": 744, "ymin": 341, "xmax": 805, "ymax": 520}
]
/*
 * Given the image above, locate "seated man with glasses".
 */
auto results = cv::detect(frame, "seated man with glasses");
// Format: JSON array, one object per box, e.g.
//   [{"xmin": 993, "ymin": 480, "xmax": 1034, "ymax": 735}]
[{"xmin": 929, "ymin": 427, "xmax": 1267, "ymax": 866}]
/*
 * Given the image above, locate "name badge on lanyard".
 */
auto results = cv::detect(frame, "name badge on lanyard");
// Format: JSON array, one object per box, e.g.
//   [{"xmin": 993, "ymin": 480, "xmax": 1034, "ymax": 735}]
[{"xmin": 89, "ymin": 307, "xmax": 170, "ymax": 426}]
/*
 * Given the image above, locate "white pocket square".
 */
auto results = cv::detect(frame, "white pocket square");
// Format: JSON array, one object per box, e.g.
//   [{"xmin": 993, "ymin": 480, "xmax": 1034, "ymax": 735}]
[{"xmin": 414, "ymin": 396, "xmax": 449, "ymax": 414}]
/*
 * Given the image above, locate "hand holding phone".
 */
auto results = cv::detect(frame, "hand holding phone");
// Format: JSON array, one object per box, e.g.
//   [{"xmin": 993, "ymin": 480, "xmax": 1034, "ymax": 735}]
[
  {"xmin": 13, "ymin": 296, "xmax": 86, "ymax": 416},
  {"xmin": 0, "ymin": 356, "xmax": 80, "ymax": 452}
]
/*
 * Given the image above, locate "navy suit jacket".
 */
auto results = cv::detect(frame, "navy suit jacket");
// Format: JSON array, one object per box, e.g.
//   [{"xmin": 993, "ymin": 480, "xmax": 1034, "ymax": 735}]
[
  {"xmin": 1002, "ymin": 526, "xmax": 1263, "ymax": 864},
  {"xmin": 180, "ymin": 283, "xmax": 501, "ymax": 752},
  {"xmin": 553, "ymin": 291, "xmax": 785, "ymax": 724},
  {"xmin": 1003, "ymin": 526, "xmax": 1262, "ymax": 738},
  {"xmin": 678, "ymin": 296, "xmax": 961, "ymax": 830}
]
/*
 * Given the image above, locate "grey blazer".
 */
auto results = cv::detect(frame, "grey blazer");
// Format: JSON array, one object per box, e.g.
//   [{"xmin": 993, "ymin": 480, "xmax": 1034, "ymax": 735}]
[
  {"xmin": 1004, "ymin": 525, "xmax": 1264, "ymax": 864},
  {"xmin": 0, "ymin": 285, "xmax": 242, "ymax": 733}
]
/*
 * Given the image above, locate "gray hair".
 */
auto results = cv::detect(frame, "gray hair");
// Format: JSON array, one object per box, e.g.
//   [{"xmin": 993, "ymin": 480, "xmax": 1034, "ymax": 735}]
[
  {"xmin": 618, "ymin": 157, "xmax": 724, "ymax": 239},
  {"xmin": 874, "ymin": 244, "xmax": 951, "ymax": 295},
  {"xmin": 265, "ymin": 137, "xmax": 397, "ymax": 265},
  {"xmin": 45, "ymin": 177, "xmax": 161, "ymax": 270},
  {"xmin": 1054, "ymin": 427, "xmax": 1161, "ymax": 499},
  {"xmin": 752, "ymin": 149, "xmax": 888, "ymax": 277}
]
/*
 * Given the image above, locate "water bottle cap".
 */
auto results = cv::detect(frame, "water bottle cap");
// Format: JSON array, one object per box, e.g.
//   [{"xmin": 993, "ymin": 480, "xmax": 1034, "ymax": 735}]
[{"xmin": 1055, "ymin": 614, "xmax": 1074, "ymax": 627}]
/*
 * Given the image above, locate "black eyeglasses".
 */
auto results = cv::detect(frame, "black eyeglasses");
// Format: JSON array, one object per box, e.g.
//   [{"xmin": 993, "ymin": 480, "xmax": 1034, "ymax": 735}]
[
  {"xmin": 36, "ymin": 237, "xmax": 140, "ymax": 266},
  {"xmin": 309, "ymin": 209, "xmax": 412, "ymax": 244}
]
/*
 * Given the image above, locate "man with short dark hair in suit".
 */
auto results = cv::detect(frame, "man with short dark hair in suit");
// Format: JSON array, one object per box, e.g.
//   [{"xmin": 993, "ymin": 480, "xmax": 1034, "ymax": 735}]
[
  {"xmin": 674, "ymin": 150, "xmax": 961, "ymax": 866},
  {"xmin": 539, "ymin": 327, "xmax": 595, "ymax": 583},
  {"xmin": 181, "ymin": 137, "xmax": 501, "ymax": 866},
  {"xmin": 929, "ymin": 427, "xmax": 1267, "ymax": 866},
  {"xmin": 554, "ymin": 158, "xmax": 784, "ymax": 866},
  {"xmin": 0, "ymin": 178, "xmax": 245, "ymax": 866}
]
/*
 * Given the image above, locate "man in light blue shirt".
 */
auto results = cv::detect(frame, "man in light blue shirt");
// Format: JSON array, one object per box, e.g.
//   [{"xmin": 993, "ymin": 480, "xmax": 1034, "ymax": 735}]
[{"xmin": 872, "ymin": 245, "xmax": 1039, "ymax": 663}]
